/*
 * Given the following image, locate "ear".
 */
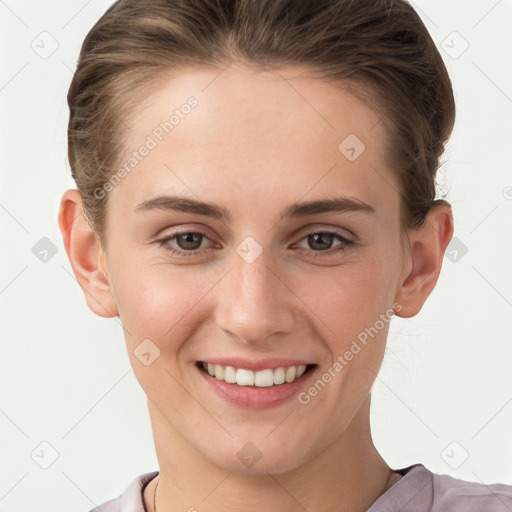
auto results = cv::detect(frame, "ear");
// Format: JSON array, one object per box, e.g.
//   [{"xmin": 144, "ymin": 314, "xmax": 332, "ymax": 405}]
[
  {"xmin": 394, "ymin": 202, "xmax": 454, "ymax": 318},
  {"xmin": 58, "ymin": 189, "xmax": 119, "ymax": 318}
]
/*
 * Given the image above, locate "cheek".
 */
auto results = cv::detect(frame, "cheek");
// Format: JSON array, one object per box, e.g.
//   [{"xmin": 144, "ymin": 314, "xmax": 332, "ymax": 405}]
[
  {"xmin": 112, "ymin": 261, "xmax": 212, "ymax": 352},
  {"xmin": 293, "ymin": 256, "xmax": 397, "ymax": 350},
  {"xmin": 112, "ymin": 263, "xmax": 215, "ymax": 408},
  {"xmin": 290, "ymin": 261, "xmax": 396, "ymax": 420}
]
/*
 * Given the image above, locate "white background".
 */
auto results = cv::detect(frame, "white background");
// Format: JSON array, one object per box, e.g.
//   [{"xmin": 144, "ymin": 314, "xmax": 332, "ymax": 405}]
[{"xmin": 1, "ymin": 0, "xmax": 511, "ymax": 510}]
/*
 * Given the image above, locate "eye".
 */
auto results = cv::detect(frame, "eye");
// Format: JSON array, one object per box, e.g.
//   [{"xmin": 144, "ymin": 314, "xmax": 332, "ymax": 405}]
[
  {"xmin": 294, "ymin": 230, "xmax": 354, "ymax": 257},
  {"xmin": 157, "ymin": 231, "xmax": 214, "ymax": 257},
  {"xmin": 156, "ymin": 228, "xmax": 354, "ymax": 259}
]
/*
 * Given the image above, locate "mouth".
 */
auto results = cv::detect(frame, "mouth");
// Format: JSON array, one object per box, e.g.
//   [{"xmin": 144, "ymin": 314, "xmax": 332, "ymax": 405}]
[{"xmin": 196, "ymin": 361, "xmax": 317, "ymax": 388}]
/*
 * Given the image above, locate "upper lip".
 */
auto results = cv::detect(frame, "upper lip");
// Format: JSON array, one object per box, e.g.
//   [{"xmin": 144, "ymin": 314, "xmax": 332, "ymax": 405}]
[{"xmin": 198, "ymin": 358, "xmax": 316, "ymax": 372}]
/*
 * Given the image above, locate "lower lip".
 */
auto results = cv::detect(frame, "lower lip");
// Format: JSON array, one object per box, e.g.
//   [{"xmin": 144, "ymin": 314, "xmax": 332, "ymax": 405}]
[{"xmin": 196, "ymin": 363, "xmax": 318, "ymax": 409}]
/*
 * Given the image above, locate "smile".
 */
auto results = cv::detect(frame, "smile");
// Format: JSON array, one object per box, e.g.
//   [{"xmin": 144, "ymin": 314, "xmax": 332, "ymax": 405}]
[{"xmin": 198, "ymin": 361, "xmax": 316, "ymax": 387}]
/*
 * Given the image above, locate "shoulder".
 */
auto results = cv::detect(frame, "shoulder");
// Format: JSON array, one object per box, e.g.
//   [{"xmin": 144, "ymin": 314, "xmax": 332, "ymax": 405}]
[
  {"xmin": 89, "ymin": 471, "xmax": 159, "ymax": 512},
  {"xmin": 369, "ymin": 464, "xmax": 512, "ymax": 512},
  {"xmin": 430, "ymin": 469, "xmax": 512, "ymax": 511}
]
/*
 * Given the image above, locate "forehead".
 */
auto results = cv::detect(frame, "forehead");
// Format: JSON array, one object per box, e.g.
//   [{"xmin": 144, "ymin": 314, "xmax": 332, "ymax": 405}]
[{"xmin": 110, "ymin": 64, "xmax": 398, "ymax": 220}]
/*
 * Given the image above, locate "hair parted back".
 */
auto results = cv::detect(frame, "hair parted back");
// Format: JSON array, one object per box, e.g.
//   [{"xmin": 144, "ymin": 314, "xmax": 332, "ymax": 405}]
[{"xmin": 67, "ymin": 0, "xmax": 455, "ymax": 247}]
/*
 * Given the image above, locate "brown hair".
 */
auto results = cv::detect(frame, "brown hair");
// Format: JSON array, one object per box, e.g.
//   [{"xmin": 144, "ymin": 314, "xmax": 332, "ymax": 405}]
[{"xmin": 67, "ymin": 0, "xmax": 455, "ymax": 247}]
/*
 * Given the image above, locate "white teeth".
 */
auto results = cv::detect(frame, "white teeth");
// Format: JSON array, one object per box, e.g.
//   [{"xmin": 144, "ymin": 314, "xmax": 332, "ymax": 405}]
[
  {"xmin": 224, "ymin": 365, "xmax": 237, "ymax": 384},
  {"xmin": 201, "ymin": 362, "xmax": 311, "ymax": 387},
  {"xmin": 236, "ymin": 368, "xmax": 255, "ymax": 386},
  {"xmin": 285, "ymin": 366, "xmax": 296, "ymax": 382},
  {"xmin": 254, "ymin": 369, "xmax": 274, "ymax": 387},
  {"xmin": 214, "ymin": 364, "xmax": 224, "ymax": 380},
  {"xmin": 273, "ymin": 367, "xmax": 285, "ymax": 384}
]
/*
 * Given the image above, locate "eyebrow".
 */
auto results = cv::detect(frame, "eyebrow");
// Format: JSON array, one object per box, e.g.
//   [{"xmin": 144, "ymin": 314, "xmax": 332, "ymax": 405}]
[{"xmin": 134, "ymin": 195, "xmax": 375, "ymax": 220}]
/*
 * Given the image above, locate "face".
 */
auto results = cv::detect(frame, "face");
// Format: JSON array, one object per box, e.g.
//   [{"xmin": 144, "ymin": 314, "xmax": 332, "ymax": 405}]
[{"xmin": 100, "ymin": 64, "xmax": 408, "ymax": 474}]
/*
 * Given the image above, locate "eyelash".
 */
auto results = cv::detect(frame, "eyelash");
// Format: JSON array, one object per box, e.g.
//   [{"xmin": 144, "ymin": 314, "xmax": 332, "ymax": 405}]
[{"xmin": 156, "ymin": 230, "xmax": 354, "ymax": 259}]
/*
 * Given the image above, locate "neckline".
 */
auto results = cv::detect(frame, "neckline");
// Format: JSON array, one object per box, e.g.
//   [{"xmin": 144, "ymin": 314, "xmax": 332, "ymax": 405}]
[
  {"xmin": 367, "ymin": 464, "xmax": 432, "ymax": 511},
  {"xmin": 137, "ymin": 464, "xmax": 428, "ymax": 512}
]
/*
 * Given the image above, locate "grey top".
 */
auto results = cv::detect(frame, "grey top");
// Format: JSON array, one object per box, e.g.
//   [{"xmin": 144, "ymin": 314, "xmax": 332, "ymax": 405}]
[{"xmin": 90, "ymin": 464, "xmax": 512, "ymax": 511}]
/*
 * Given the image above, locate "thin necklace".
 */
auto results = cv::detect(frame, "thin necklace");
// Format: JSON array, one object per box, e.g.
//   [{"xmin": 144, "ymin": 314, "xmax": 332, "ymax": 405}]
[
  {"xmin": 383, "ymin": 468, "xmax": 401, "ymax": 492},
  {"xmin": 153, "ymin": 477, "xmax": 159, "ymax": 512},
  {"xmin": 152, "ymin": 470, "xmax": 399, "ymax": 511}
]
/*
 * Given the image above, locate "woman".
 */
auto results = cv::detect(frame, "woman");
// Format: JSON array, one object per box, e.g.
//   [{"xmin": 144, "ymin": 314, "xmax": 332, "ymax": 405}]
[{"xmin": 58, "ymin": 0, "xmax": 512, "ymax": 510}]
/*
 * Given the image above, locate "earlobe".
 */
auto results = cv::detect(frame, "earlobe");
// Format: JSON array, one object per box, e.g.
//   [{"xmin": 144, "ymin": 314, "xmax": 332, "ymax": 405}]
[
  {"xmin": 395, "ymin": 203, "xmax": 454, "ymax": 318},
  {"xmin": 58, "ymin": 189, "xmax": 119, "ymax": 318}
]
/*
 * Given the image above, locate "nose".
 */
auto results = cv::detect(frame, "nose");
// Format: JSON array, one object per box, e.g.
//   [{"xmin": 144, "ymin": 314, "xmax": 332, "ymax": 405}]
[{"xmin": 213, "ymin": 248, "xmax": 295, "ymax": 347}]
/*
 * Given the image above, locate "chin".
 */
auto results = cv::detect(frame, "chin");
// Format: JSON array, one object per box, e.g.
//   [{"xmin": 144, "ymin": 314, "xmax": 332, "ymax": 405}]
[{"xmin": 203, "ymin": 438, "xmax": 310, "ymax": 476}]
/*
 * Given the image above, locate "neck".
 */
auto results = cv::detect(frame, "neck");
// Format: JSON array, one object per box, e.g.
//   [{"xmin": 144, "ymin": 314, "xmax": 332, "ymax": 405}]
[
  {"xmin": 144, "ymin": 396, "xmax": 396, "ymax": 512},
  {"xmin": 144, "ymin": 394, "xmax": 394, "ymax": 512}
]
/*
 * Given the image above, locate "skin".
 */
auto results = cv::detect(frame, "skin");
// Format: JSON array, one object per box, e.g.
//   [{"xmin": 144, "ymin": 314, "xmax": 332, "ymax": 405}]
[{"xmin": 59, "ymin": 63, "xmax": 453, "ymax": 511}]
